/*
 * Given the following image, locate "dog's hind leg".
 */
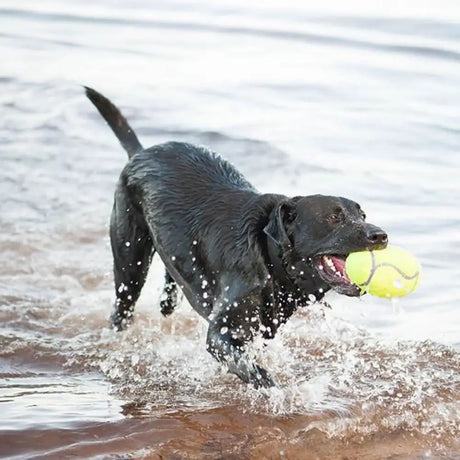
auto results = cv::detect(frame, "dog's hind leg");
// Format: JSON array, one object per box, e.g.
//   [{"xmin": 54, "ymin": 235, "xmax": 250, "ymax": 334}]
[
  {"xmin": 160, "ymin": 271, "xmax": 178, "ymax": 316},
  {"xmin": 110, "ymin": 184, "xmax": 154, "ymax": 330}
]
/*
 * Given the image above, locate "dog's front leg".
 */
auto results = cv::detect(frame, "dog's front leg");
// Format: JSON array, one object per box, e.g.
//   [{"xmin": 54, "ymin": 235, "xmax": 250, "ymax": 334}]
[{"xmin": 206, "ymin": 297, "xmax": 275, "ymax": 389}]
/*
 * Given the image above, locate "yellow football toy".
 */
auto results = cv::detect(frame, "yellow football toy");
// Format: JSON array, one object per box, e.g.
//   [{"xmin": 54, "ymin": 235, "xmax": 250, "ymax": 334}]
[{"xmin": 345, "ymin": 245, "xmax": 421, "ymax": 298}]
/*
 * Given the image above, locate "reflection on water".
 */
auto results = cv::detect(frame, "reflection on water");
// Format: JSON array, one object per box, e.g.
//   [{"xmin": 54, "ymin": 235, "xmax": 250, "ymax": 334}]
[{"xmin": 1, "ymin": 0, "xmax": 459, "ymax": 458}]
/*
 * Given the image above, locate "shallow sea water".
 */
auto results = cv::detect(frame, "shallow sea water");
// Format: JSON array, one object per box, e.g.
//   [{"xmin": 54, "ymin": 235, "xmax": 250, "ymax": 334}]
[{"xmin": 1, "ymin": 0, "xmax": 459, "ymax": 458}]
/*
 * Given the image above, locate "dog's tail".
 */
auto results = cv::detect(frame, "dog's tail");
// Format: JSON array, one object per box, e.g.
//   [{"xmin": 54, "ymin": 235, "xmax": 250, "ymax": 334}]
[{"xmin": 84, "ymin": 86, "xmax": 143, "ymax": 158}]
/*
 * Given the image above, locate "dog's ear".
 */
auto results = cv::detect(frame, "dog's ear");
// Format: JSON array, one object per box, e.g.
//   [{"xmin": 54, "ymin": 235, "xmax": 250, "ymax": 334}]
[{"xmin": 264, "ymin": 200, "xmax": 297, "ymax": 249}]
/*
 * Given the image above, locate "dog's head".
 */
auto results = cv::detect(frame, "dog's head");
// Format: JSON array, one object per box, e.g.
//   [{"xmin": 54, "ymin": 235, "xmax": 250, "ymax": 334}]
[{"xmin": 264, "ymin": 195, "xmax": 388, "ymax": 297}]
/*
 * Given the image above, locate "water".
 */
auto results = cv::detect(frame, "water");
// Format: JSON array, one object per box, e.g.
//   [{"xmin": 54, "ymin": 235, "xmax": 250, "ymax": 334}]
[{"xmin": 1, "ymin": 0, "xmax": 459, "ymax": 458}]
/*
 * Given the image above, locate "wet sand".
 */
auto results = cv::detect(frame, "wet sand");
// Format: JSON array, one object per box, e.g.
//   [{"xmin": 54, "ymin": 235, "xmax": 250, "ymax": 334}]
[{"xmin": 3, "ymin": 405, "xmax": 459, "ymax": 459}]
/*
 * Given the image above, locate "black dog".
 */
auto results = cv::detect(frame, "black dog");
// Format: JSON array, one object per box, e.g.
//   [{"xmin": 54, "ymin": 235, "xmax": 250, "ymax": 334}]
[{"xmin": 85, "ymin": 87, "xmax": 388, "ymax": 388}]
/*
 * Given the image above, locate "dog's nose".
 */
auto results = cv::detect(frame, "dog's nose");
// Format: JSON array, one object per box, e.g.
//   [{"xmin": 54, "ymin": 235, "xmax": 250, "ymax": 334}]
[{"xmin": 365, "ymin": 226, "xmax": 388, "ymax": 248}]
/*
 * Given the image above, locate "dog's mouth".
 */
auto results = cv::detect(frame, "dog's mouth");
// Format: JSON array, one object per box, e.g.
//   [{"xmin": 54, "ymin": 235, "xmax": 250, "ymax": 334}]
[{"xmin": 313, "ymin": 254, "xmax": 362, "ymax": 297}]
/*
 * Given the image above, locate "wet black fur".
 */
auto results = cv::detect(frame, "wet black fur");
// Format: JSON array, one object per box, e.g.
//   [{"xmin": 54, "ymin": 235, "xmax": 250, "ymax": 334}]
[{"xmin": 85, "ymin": 87, "xmax": 388, "ymax": 388}]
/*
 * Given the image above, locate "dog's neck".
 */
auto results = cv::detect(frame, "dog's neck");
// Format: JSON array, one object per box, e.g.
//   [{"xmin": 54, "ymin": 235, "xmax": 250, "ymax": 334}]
[
  {"xmin": 265, "ymin": 235, "xmax": 329, "ymax": 304},
  {"xmin": 266, "ymin": 234, "xmax": 297, "ymax": 291}
]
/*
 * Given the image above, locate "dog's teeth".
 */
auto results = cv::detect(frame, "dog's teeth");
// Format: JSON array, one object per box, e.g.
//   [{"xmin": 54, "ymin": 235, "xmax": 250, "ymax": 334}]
[{"xmin": 325, "ymin": 256, "xmax": 336, "ymax": 271}]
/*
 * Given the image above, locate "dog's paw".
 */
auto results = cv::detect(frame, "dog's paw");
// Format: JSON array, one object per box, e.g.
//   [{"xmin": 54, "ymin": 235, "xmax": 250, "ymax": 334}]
[
  {"xmin": 160, "ymin": 297, "xmax": 176, "ymax": 316},
  {"xmin": 248, "ymin": 364, "xmax": 276, "ymax": 389},
  {"xmin": 110, "ymin": 310, "xmax": 132, "ymax": 331},
  {"xmin": 230, "ymin": 358, "xmax": 276, "ymax": 389}
]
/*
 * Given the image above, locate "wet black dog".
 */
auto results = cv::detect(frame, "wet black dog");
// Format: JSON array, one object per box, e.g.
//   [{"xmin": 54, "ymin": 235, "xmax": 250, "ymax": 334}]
[{"xmin": 85, "ymin": 87, "xmax": 388, "ymax": 388}]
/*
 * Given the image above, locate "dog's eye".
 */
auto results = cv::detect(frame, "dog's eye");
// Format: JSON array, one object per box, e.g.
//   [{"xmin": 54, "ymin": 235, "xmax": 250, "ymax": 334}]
[{"xmin": 327, "ymin": 213, "xmax": 341, "ymax": 224}]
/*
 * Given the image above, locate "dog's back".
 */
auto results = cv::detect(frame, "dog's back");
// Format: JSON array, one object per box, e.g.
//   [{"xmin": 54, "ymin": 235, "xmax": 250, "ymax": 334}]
[{"xmin": 125, "ymin": 141, "xmax": 256, "ymax": 201}]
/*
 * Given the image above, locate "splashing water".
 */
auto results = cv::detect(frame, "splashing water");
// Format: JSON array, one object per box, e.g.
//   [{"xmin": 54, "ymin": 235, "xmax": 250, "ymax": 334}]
[{"xmin": 67, "ymin": 293, "xmax": 459, "ymax": 447}]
